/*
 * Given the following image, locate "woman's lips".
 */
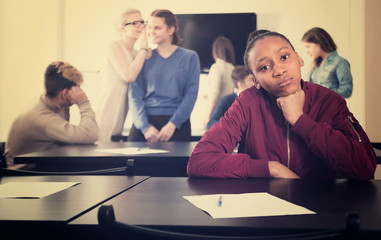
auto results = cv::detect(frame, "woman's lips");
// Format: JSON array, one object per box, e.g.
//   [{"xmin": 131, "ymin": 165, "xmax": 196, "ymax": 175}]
[{"xmin": 278, "ymin": 78, "xmax": 292, "ymax": 87}]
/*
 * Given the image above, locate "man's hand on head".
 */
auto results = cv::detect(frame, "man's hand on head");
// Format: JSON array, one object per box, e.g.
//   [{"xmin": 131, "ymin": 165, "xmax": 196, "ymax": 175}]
[{"xmin": 67, "ymin": 86, "xmax": 88, "ymax": 105}]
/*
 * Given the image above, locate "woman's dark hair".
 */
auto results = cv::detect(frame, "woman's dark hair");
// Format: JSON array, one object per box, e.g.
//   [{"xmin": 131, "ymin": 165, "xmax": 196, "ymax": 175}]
[
  {"xmin": 44, "ymin": 61, "xmax": 82, "ymax": 97},
  {"xmin": 212, "ymin": 36, "xmax": 235, "ymax": 65},
  {"xmin": 151, "ymin": 9, "xmax": 183, "ymax": 45},
  {"xmin": 246, "ymin": 29, "xmax": 270, "ymax": 45},
  {"xmin": 231, "ymin": 65, "xmax": 250, "ymax": 88},
  {"xmin": 244, "ymin": 31, "xmax": 295, "ymax": 74},
  {"xmin": 302, "ymin": 27, "xmax": 337, "ymax": 68}
]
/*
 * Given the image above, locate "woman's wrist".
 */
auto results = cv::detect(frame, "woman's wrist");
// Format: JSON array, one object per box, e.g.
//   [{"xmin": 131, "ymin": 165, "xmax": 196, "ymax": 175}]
[{"xmin": 140, "ymin": 48, "xmax": 148, "ymax": 53}]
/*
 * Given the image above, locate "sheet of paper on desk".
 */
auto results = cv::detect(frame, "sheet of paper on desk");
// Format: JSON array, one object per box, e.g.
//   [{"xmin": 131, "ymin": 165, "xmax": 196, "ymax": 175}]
[
  {"xmin": 0, "ymin": 182, "xmax": 80, "ymax": 199},
  {"xmin": 183, "ymin": 192, "xmax": 316, "ymax": 219},
  {"xmin": 96, "ymin": 147, "xmax": 169, "ymax": 155}
]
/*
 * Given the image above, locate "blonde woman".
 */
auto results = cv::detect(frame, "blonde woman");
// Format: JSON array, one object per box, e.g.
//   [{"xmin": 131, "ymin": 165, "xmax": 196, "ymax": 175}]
[{"xmin": 96, "ymin": 8, "xmax": 150, "ymax": 142}]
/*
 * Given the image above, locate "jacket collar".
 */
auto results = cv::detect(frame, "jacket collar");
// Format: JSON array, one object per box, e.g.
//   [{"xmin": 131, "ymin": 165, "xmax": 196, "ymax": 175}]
[
  {"xmin": 324, "ymin": 51, "xmax": 338, "ymax": 65},
  {"xmin": 40, "ymin": 94, "xmax": 62, "ymax": 113}
]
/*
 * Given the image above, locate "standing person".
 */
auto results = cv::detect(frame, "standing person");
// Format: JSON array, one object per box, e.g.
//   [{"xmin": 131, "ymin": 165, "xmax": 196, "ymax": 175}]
[
  {"xmin": 207, "ymin": 65, "xmax": 254, "ymax": 130},
  {"xmin": 5, "ymin": 61, "xmax": 98, "ymax": 168},
  {"xmin": 204, "ymin": 36, "xmax": 235, "ymax": 125},
  {"xmin": 302, "ymin": 27, "xmax": 353, "ymax": 98},
  {"xmin": 128, "ymin": 9, "xmax": 200, "ymax": 142},
  {"xmin": 96, "ymin": 8, "xmax": 150, "ymax": 142},
  {"xmin": 187, "ymin": 31, "xmax": 376, "ymax": 180}
]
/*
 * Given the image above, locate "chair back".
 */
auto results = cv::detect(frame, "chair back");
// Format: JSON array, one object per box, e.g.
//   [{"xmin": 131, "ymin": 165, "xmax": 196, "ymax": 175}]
[
  {"xmin": 0, "ymin": 142, "xmax": 7, "ymax": 170},
  {"xmin": 97, "ymin": 204, "xmax": 357, "ymax": 240}
]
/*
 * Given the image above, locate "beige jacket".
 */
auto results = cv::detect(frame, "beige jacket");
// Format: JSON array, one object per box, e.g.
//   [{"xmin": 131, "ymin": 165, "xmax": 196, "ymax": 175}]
[{"xmin": 5, "ymin": 95, "xmax": 98, "ymax": 166}]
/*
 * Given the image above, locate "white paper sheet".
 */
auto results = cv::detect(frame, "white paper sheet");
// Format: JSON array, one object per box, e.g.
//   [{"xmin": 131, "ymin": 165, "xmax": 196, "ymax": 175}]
[
  {"xmin": 183, "ymin": 192, "xmax": 316, "ymax": 219},
  {"xmin": 0, "ymin": 182, "xmax": 80, "ymax": 199},
  {"xmin": 95, "ymin": 147, "xmax": 169, "ymax": 155}
]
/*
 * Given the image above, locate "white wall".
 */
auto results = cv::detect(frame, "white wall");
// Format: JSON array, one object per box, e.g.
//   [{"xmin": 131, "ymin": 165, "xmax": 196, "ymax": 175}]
[
  {"xmin": 0, "ymin": 0, "xmax": 61, "ymax": 140},
  {"xmin": 0, "ymin": 0, "xmax": 370, "ymax": 141}
]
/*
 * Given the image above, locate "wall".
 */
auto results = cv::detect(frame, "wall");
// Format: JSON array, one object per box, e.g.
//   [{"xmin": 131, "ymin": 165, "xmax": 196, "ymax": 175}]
[
  {"xmin": 61, "ymin": 0, "xmax": 367, "ymax": 131},
  {"xmin": 365, "ymin": 0, "xmax": 381, "ymax": 142},
  {"xmin": 1, "ymin": 0, "xmax": 378, "ymax": 142},
  {"xmin": 0, "ymin": 0, "xmax": 60, "ymax": 140}
]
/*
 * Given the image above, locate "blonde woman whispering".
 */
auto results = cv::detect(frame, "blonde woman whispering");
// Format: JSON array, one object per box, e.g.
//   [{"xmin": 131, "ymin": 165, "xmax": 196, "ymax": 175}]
[{"xmin": 96, "ymin": 8, "xmax": 150, "ymax": 142}]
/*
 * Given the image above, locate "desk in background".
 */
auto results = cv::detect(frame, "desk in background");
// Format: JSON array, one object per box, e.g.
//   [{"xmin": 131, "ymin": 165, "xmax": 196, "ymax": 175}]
[
  {"xmin": 70, "ymin": 177, "xmax": 381, "ymax": 239},
  {"xmin": 14, "ymin": 141, "xmax": 199, "ymax": 176},
  {"xmin": 0, "ymin": 175, "xmax": 148, "ymax": 239}
]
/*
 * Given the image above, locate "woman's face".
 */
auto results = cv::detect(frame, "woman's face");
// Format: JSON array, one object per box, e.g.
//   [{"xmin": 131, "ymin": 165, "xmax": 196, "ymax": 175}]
[
  {"xmin": 147, "ymin": 16, "xmax": 174, "ymax": 45},
  {"xmin": 121, "ymin": 13, "xmax": 145, "ymax": 40},
  {"xmin": 303, "ymin": 42, "xmax": 322, "ymax": 60},
  {"xmin": 247, "ymin": 36, "xmax": 304, "ymax": 98}
]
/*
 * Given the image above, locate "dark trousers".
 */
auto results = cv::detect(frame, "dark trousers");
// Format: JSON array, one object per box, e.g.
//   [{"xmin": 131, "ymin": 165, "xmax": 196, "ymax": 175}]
[{"xmin": 128, "ymin": 115, "xmax": 191, "ymax": 142}]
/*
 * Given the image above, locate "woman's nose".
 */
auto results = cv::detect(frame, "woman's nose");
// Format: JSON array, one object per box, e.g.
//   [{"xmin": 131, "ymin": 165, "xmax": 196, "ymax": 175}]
[{"xmin": 274, "ymin": 64, "xmax": 286, "ymax": 76}]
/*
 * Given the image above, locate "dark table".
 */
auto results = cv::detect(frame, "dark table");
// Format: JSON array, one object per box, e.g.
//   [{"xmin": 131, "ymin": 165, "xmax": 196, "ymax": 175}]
[
  {"xmin": 70, "ymin": 177, "xmax": 381, "ymax": 239},
  {"xmin": 0, "ymin": 175, "xmax": 148, "ymax": 239},
  {"xmin": 14, "ymin": 141, "xmax": 199, "ymax": 176}
]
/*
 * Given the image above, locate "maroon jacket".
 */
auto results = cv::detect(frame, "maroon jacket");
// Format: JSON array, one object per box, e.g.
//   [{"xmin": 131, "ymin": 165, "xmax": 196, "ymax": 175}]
[{"xmin": 188, "ymin": 81, "xmax": 376, "ymax": 180}]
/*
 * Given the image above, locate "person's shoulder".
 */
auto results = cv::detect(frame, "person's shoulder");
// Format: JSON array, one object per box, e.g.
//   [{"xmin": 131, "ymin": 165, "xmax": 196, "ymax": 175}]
[
  {"xmin": 177, "ymin": 47, "xmax": 199, "ymax": 59},
  {"xmin": 240, "ymin": 86, "xmax": 261, "ymax": 98},
  {"xmin": 177, "ymin": 46, "xmax": 196, "ymax": 54},
  {"xmin": 109, "ymin": 40, "xmax": 123, "ymax": 51},
  {"xmin": 328, "ymin": 51, "xmax": 350, "ymax": 65},
  {"xmin": 304, "ymin": 81, "xmax": 344, "ymax": 102},
  {"xmin": 11, "ymin": 106, "xmax": 44, "ymax": 131},
  {"xmin": 220, "ymin": 92, "xmax": 237, "ymax": 102}
]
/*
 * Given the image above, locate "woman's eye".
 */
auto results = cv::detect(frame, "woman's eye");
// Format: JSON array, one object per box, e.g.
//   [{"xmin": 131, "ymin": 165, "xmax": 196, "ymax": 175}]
[
  {"xmin": 260, "ymin": 65, "xmax": 270, "ymax": 71},
  {"xmin": 281, "ymin": 54, "xmax": 290, "ymax": 60}
]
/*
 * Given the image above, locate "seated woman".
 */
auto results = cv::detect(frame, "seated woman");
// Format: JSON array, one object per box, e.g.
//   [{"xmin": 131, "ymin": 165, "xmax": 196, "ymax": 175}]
[{"xmin": 187, "ymin": 31, "xmax": 377, "ymax": 180}]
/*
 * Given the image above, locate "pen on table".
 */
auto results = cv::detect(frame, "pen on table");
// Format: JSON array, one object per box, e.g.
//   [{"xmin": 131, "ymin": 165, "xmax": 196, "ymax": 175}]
[{"xmin": 218, "ymin": 196, "xmax": 223, "ymax": 207}]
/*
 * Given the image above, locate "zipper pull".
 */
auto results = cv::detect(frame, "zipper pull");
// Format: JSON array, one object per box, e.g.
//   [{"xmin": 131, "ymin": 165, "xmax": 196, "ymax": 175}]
[{"xmin": 348, "ymin": 116, "xmax": 359, "ymax": 130}]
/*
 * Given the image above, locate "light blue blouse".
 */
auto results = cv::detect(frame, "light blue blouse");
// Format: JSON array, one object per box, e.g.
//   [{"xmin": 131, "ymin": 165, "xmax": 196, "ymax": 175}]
[
  {"xmin": 309, "ymin": 51, "xmax": 353, "ymax": 98},
  {"xmin": 128, "ymin": 47, "xmax": 200, "ymax": 134}
]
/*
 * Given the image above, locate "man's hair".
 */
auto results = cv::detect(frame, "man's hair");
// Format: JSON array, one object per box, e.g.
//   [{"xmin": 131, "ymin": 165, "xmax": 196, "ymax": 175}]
[
  {"xmin": 231, "ymin": 65, "xmax": 250, "ymax": 88},
  {"xmin": 44, "ymin": 61, "xmax": 83, "ymax": 97}
]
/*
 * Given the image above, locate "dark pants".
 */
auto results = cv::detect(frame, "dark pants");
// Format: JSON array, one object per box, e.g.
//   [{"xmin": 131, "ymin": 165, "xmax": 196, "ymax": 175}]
[{"xmin": 128, "ymin": 115, "xmax": 191, "ymax": 142}]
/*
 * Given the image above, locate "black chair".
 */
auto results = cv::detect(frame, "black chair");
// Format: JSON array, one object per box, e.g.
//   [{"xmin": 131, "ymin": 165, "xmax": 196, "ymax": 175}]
[
  {"xmin": 111, "ymin": 134, "xmax": 128, "ymax": 142},
  {"xmin": 371, "ymin": 142, "xmax": 381, "ymax": 150},
  {"xmin": 98, "ymin": 204, "xmax": 359, "ymax": 240},
  {"xmin": 0, "ymin": 142, "xmax": 6, "ymax": 169}
]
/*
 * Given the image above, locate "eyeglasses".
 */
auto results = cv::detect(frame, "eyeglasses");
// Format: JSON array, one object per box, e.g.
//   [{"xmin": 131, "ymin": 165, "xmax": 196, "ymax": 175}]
[{"xmin": 125, "ymin": 20, "xmax": 147, "ymax": 27}]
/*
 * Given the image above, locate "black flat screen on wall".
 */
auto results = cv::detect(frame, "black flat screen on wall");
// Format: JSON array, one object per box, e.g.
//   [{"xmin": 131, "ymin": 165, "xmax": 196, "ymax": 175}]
[{"xmin": 176, "ymin": 13, "xmax": 257, "ymax": 73}]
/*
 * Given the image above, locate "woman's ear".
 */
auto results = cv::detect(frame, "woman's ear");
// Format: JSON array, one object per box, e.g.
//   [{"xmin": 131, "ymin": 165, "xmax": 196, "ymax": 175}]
[
  {"xmin": 168, "ymin": 26, "xmax": 175, "ymax": 36},
  {"xmin": 252, "ymin": 75, "xmax": 261, "ymax": 90},
  {"xmin": 296, "ymin": 52, "xmax": 304, "ymax": 67}
]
